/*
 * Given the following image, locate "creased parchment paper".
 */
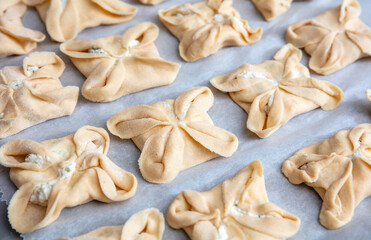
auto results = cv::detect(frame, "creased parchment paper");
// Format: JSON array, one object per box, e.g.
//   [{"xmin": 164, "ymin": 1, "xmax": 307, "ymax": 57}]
[{"xmin": 0, "ymin": 0, "xmax": 370, "ymax": 239}]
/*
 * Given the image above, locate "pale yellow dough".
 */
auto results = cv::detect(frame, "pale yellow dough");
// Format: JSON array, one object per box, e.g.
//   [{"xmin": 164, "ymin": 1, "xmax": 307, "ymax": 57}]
[
  {"xmin": 60, "ymin": 22, "xmax": 180, "ymax": 103},
  {"xmin": 56, "ymin": 208, "xmax": 164, "ymax": 240},
  {"xmin": 167, "ymin": 160, "xmax": 301, "ymax": 240},
  {"xmin": 22, "ymin": 0, "xmax": 137, "ymax": 42},
  {"xmin": 367, "ymin": 89, "xmax": 371, "ymax": 101},
  {"xmin": 0, "ymin": 126, "xmax": 137, "ymax": 233},
  {"xmin": 251, "ymin": 0, "xmax": 293, "ymax": 21},
  {"xmin": 210, "ymin": 44, "xmax": 344, "ymax": 138},
  {"xmin": 0, "ymin": 0, "xmax": 45, "ymax": 58},
  {"xmin": 286, "ymin": 0, "xmax": 371, "ymax": 75},
  {"xmin": 0, "ymin": 52, "xmax": 79, "ymax": 139},
  {"xmin": 282, "ymin": 123, "xmax": 371, "ymax": 229},
  {"xmin": 107, "ymin": 87, "xmax": 239, "ymax": 184},
  {"xmin": 158, "ymin": 0, "xmax": 263, "ymax": 62},
  {"xmin": 139, "ymin": 0, "xmax": 164, "ymax": 5}
]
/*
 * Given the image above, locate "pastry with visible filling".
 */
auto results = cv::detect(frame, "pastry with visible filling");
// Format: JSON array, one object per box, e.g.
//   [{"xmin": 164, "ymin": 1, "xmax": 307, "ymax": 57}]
[
  {"xmin": 60, "ymin": 22, "xmax": 180, "ymax": 103},
  {"xmin": 107, "ymin": 87, "xmax": 239, "ymax": 184},
  {"xmin": 0, "ymin": 52, "xmax": 79, "ymax": 138},
  {"xmin": 286, "ymin": 0, "xmax": 371, "ymax": 75},
  {"xmin": 251, "ymin": 0, "xmax": 293, "ymax": 21},
  {"xmin": 56, "ymin": 208, "xmax": 164, "ymax": 240},
  {"xmin": 0, "ymin": 0, "xmax": 45, "ymax": 58},
  {"xmin": 22, "ymin": 0, "xmax": 137, "ymax": 42},
  {"xmin": 167, "ymin": 160, "xmax": 301, "ymax": 240},
  {"xmin": 158, "ymin": 0, "xmax": 262, "ymax": 62},
  {"xmin": 0, "ymin": 126, "xmax": 137, "ymax": 233},
  {"xmin": 210, "ymin": 44, "xmax": 343, "ymax": 138},
  {"xmin": 139, "ymin": 0, "xmax": 164, "ymax": 5},
  {"xmin": 282, "ymin": 123, "xmax": 371, "ymax": 229}
]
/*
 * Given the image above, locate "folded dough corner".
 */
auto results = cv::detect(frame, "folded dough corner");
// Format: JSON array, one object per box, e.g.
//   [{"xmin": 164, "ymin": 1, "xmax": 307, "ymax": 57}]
[
  {"xmin": 282, "ymin": 123, "xmax": 371, "ymax": 230},
  {"xmin": 210, "ymin": 44, "xmax": 344, "ymax": 138},
  {"xmin": 286, "ymin": 0, "xmax": 371, "ymax": 75},
  {"xmin": 60, "ymin": 22, "xmax": 180, "ymax": 103},
  {"xmin": 138, "ymin": 0, "xmax": 165, "ymax": 5},
  {"xmin": 22, "ymin": 0, "xmax": 137, "ymax": 42},
  {"xmin": 0, "ymin": 52, "xmax": 79, "ymax": 139},
  {"xmin": 167, "ymin": 160, "xmax": 301, "ymax": 239},
  {"xmin": 158, "ymin": 0, "xmax": 263, "ymax": 62},
  {"xmin": 252, "ymin": 0, "xmax": 293, "ymax": 21},
  {"xmin": 0, "ymin": 126, "xmax": 137, "ymax": 233},
  {"xmin": 0, "ymin": 0, "xmax": 45, "ymax": 58},
  {"xmin": 107, "ymin": 86, "xmax": 239, "ymax": 184},
  {"xmin": 55, "ymin": 208, "xmax": 164, "ymax": 240}
]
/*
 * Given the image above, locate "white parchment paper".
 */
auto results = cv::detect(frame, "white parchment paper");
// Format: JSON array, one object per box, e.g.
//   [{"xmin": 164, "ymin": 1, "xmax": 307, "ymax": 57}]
[{"xmin": 1, "ymin": 0, "xmax": 371, "ymax": 239}]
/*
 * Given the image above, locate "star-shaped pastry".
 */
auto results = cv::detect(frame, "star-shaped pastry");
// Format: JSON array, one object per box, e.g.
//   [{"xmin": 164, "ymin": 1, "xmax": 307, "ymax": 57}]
[
  {"xmin": 23, "ymin": 0, "xmax": 137, "ymax": 42},
  {"xmin": 158, "ymin": 0, "xmax": 263, "ymax": 62},
  {"xmin": 210, "ymin": 44, "xmax": 344, "ymax": 138},
  {"xmin": 107, "ymin": 87, "xmax": 239, "ymax": 184},
  {"xmin": 60, "ymin": 22, "xmax": 180, "ymax": 103},
  {"xmin": 0, "ymin": 0, "xmax": 45, "ymax": 58},
  {"xmin": 0, "ymin": 52, "xmax": 79, "ymax": 138},
  {"xmin": 0, "ymin": 126, "xmax": 138, "ymax": 233},
  {"xmin": 139, "ymin": 0, "xmax": 164, "ymax": 5},
  {"xmin": 56, "ymin": 208, "xmax": 164, "ymax": 240},
  {"xmin": 282, "ymin": 123, "xmax": 371, "ymax": 229},
  {"xmin": 286, "ymin": 0, "xmax": 371, "ymax": 75},
  {"xmin": 251, "ymin": 0, "xmax": 293, "ymax": 21},
  {"xmin": 167, "ymin": 160, "xmax": 301, "ymax": 239}
]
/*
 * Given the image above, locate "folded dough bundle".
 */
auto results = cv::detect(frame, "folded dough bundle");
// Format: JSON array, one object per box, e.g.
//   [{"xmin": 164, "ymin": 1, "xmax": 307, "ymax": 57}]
[
  {"xmin": 159, "ymin": 0, "xmax": 262, "ymax": 62},
  {"xmin": 56, "ymin": 208, "xmax": 164, "ymax": 240},
  {"xmin": 139, "ymin": 0, "xmax": 165, "ymax": 5},
  {"xmin": 107, "ymin": 87, "xmax": 239, "ymax": 184},
  {"xmin": 0, "ymin": 52, "xmax": 79, "ymax": 138},
  {"xmin": 210, "ymin": 44, "xmax": 344, "ymax": 138},
  {"xmin": 251, "ymin": 0, "xmax": 293, "ymax": 21},
  {"xmin": 60, "ymin": 22, "xmax": 180, "ymax": 103},
  {"xmin": 0, "ymin": 0, "xmax": 45, "ymax": 58},
  {"xmin": 286, "ymin": 0, "xmax": 371, "ymax": 75},
  {"xmin": 282, "ymin": 123, "xmax": 371, "ymax": 229},
  {"xmin": 22, "ymin": 0, "xmax": 137, "ymax": 42},
  {"xmin": 167, "ymin": 160, "xmax": 301, "ymax": 240},
  {"xmin": 0, "ymin": 126, "xmax": 137, "ymax": 233}
]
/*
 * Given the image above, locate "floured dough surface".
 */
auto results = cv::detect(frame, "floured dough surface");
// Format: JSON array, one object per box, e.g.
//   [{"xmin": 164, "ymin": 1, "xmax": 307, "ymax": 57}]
[
  {"xmin": 23, "ymin": 0, "xmax": 137, "ymax": 42},
  {"xmin": 60, "ymin": 22, "xmax": 180, "ymax": 103},
  {"xmin": 286, "ymin": 0, "xmax": 371, "ymax": 75},
  {"xmin": 0, "ymin": 126, "xmax": 137, "ymax": 233},
  {"xmin": 167, "ymin": 160, "xmax": 301, "ymax": 240},
  {"xmin": 0, "ymin": 52, "xmax": 79, "ymax": 138},
  {"xmin": 158, "ymin": 0, "xmax": 263, "ymax": 62},
  {"xmin": 107, "ymin": 87, "xmax": 239, "ymax": 184},
  {"xmin": 252, "ymin": 0, "xmax": 293, "ymax": 21},
  {"xmin": 282, "ymin": 123, "xmax": 371, "ymax": 229},
  {"xmin": 0, "ymin": 0, "xmax": 45, "ymax": 58},
  {"xmin": 55, "ymin": 208, "xmax": 164, "ymax": 240},
  {"xmin": 210, "ymin": 44, "xmax": 344, "ymax": 138}
]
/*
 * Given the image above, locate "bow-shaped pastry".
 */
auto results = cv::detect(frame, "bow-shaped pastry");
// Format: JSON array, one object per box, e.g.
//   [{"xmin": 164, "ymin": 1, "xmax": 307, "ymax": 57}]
[
  {"xmin": 56, "ymin": 208, "xmax": 164, "ymax": 240},
  {"xmin": 282, "ymin": 123, "xmax": 371, "ymax": 229},
  {"xmin": 210, "ymin": 44, "xmax": 343, "ymax": 138},
  {"xmin": 0, "ymin": 0, "xmax": 45, "ymax": 58},
  {"xmin": 0, "ymin": 52, "xmax": 79, "ymax": 138},
  {"xmin": 139, "ymin": 0, "xmax": 164, "ymax": 5},
  {"xmin": 286, "ymin": 0, "xmax": 371, "ymax": 75},
  {"xmin": 22, "ymin": 0, "xmax": 137, "ymax": 42},
  {"xmin": 60, "ymin": 22, "xmax": 180, "ymax": 103},
  {"xmin": 0, "ymin": 126, "xmax": 137, "ymax": 233},
  {"xmin": 107, "ymin": 87, "xmax": 239, "ymax": 184},
  {"xmin": 158, "ymin": 0, "xmax": 262, "ymax": 62},
  {"xmin": 167, "ymin": 160, "xmax": 301, "ymax": 240},
  {"xmin": 251, "ymin": 0, "xmax": 293, "ymax": 21}
]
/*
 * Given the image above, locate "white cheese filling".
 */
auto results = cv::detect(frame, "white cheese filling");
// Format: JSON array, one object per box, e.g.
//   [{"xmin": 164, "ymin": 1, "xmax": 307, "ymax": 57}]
[
  {"xmin": 218, "ymin": 222, "xmax": 229, "ymax": 240},
  {"xmin": 237, "ymin": 70, "xmax": 279, "ymax": 86},
  {"xmin": 350, "ymin": 140, "xmax": 366, "ymax": 161},
  {"xmin": 299, "ymin": 161, "xmax": 315, "ymax": 170},
  {"xmin": 0, "ymin": 112, "xmax": 4, "ymax": 118},
  {"xmin": 7, "ymin": 80, "xmax": 23, "ymax": 89},
  {"xmin": 60, "ymin": 0, "xmax": 68, "ymax": 10},
  {"xmin": 26, "ymin": 65, "xmax": 39, "ymax": 76},
  {"xmin": 88, "ymin": 48, "xmax": 107, "ymax": 55},
  {"xmin": 30, "ymin": 182, "xmax": 54, "ymax": 207},
  {"xmin": 230, "ymin": 205, "xmax": 273, "ymax": 219},
  {"xmin": 25, "ymin": 153, "xmax": 49, "ymax": 166},
  {"xmin": 58, "ymin": 162, "xmax": 76, "ymax": 179}
]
